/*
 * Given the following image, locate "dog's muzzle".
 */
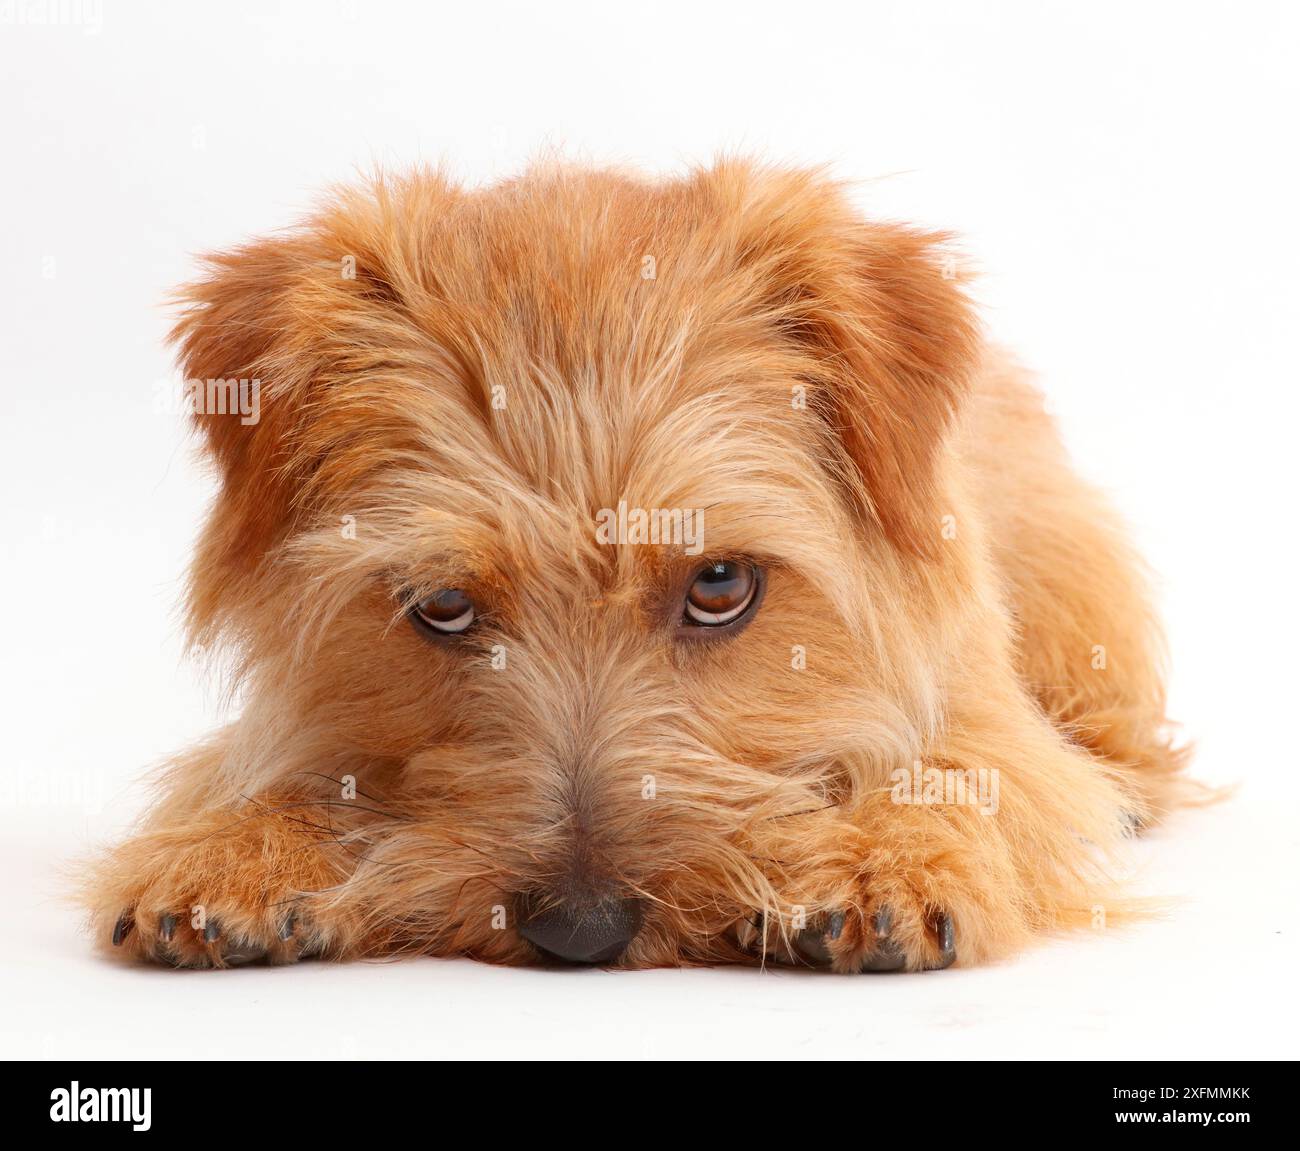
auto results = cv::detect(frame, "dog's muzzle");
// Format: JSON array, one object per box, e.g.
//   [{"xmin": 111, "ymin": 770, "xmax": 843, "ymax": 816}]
[{"xmin": 516, "ymin": 893, "xmax": 644, "ymax": 964}]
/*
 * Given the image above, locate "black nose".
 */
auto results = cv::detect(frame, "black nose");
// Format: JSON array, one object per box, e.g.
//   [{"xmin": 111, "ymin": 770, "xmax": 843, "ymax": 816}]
[{"xmin": 516, "ymin": 893, "xmax": 644, "ymax": 964}]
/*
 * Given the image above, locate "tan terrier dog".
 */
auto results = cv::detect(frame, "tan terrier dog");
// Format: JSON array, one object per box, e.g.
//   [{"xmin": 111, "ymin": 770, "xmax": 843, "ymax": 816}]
[{"xmin": 85, "ymin": 160, "xmax": 1190, "ymax": 971}]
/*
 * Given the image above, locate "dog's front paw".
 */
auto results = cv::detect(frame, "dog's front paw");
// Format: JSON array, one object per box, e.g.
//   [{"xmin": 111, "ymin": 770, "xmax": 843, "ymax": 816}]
[
  {"xmin": 85, "ymin": 800, "xmax": 352, "ymax": 968},
  {"xmin": 792, "ymin": 905, "xmax": 956, "ymax": 973},
  {"xmin": 748, "ymin": 833, "xmax": 987, "ymax": 973},
  {"xmin": 108, "ymin": 901, "xmax": 322, "ymax": 969}
]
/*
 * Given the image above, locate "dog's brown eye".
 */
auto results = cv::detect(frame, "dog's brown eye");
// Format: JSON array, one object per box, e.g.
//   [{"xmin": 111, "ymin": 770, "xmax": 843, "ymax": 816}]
[
  {"xmin": 684, "ymin": 561, "xmax": 760, "ymax": 627},
  {"xmin": 410, "ymin": 589, "xmax": 476, "ymax": 636}
]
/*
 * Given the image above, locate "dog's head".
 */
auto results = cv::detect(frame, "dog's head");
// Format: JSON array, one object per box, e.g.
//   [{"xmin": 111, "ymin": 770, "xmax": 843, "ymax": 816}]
[{"xmin": 172, "ymin": 160, "xmax": 978, "ymax": 966}]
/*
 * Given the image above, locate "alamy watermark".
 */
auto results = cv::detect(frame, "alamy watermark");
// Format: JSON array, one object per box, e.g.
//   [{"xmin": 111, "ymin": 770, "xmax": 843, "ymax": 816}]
[
  {"xmin": 890, "ymin": 759, "xmax": 1000, "ymax": 816},
  {"xmin": 50, "ymin": 1082, "xmax": 150, "ymax": 1131},
  {"xmin": 595, "ymin": 500, "xmax": 704, "ymax": 555},
  {"xmin": 153, "ymin": 378, "xmax": 261, "ymax": 425},
  {"xmin": 2, "ymin": 1, "xmax": 103, "ymax": 34}
]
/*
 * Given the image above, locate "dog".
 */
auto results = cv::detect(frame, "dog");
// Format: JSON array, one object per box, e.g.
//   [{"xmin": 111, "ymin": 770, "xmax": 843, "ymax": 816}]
[{"xmin": 84, "ymin": 159, "xmax": 1191, "ymax": 971}]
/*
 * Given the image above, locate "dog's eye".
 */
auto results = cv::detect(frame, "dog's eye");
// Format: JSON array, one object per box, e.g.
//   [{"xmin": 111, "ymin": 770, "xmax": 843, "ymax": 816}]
[
  {"xmin": 683, "ymin": 561, "xmax": 760, "ymax": 628},
  {"xmin": 410, "ymin": 589, "xmax": 476, "ymax": 636}
]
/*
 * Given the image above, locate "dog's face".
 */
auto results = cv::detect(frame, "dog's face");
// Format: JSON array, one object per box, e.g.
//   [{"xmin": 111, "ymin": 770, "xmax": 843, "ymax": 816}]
[{"xmin": 174, "ymin": 162, "xmax": 977, "ymax": 966}]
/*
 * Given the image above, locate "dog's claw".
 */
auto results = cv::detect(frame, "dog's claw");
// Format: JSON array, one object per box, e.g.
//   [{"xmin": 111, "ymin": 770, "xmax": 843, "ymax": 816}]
[
  {"xmin": 860, "ymin": 912, "xmax": 907, "ymax": 972},
  {"xmin": 931, "ymin": 913, "xmax": 957, "ymax": 970},
  {"xmin": 203, "ymin": 920, "xmax": 220, "ymax": 944},
  {"xmin": 279, "ymin": 913, "xmax": 297, "ymax": 941},
  {"xmin": 859, "ymin": 906, "xmax": 956, "ymax": 972},
  {"xmin": 159, "ymin": 914, "xmax": 176, "ymax": 942},
  {"xmin": 794, "ymin": 922, "xmax": 832, "ymax": 964},
  {"xmin": 111, "ymin": 913, "xmax": 133, "ymax": 947}
]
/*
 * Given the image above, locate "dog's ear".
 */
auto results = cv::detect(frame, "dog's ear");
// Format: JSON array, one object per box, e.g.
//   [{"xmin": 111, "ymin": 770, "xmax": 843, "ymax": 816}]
[
  {"xmin": 168, "ymin": 231, "xmax": 326, "ymax": 626},
  {"xmin": 697, "ymin": 161, "xmax": 978, "ymax": 560},
  {"xmin": 169, "ymin": 175, "xmax": 462, "ymax": 638}
]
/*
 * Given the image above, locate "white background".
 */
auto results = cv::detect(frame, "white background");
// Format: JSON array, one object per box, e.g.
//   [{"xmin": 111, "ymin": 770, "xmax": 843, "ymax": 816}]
[{"xmin": 2, "ymin": 0, "xmax": 1297, "ymax": 1060}]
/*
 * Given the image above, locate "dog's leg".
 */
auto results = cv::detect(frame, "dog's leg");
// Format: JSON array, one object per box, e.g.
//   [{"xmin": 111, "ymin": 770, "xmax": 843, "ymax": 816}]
[
  {"xmin": 1006, "ymin": 486, "xmax": 1192, "ymax": 823},
  {"xmin": 964, "ymin": 357, "xmax": 1191, "ymax": 822},
  {"xmin": 758, "ymin": 670, "xmax": 1137, "ymax": 972},
  {"xmin": 80, "ymin": 736, "xmax": 391, "ymax": 968}
]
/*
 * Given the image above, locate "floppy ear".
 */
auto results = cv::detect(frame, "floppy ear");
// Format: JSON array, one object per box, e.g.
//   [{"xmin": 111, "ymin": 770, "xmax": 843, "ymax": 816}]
[
  {"xmin": 169, "ymin": 174, "xmax": 466, "ymax": 643},
  {"xmin": 168, "ymin": 232, "xmax": 324, "ymax": 634},
  {"xmin": 700, "ymin": 161, "xmax": 979, "ymax": 560}
]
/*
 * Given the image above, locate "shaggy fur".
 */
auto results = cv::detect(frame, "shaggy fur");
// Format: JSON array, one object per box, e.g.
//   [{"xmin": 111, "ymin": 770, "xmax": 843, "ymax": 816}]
[{"xmin": 83, "ymin": 160, "xmax": 1191, "ymax": 971}]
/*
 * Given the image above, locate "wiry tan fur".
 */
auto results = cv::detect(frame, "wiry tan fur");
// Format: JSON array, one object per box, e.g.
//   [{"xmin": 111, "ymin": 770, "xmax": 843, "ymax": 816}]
[{"xmin": 82, "ymin": 160, "xmax": 1192, "ymax": 971}]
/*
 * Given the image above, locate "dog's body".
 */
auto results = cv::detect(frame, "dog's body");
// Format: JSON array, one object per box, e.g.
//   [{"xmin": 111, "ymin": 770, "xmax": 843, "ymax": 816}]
[{"xmin": 86, "ymin": 161, "xmax": 1189, "ymax": 971}]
